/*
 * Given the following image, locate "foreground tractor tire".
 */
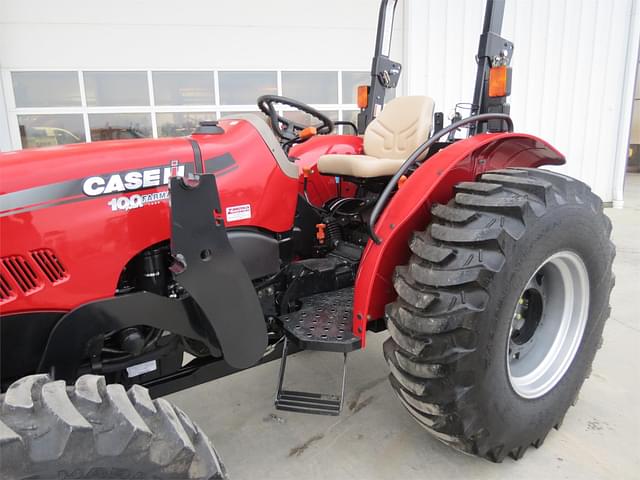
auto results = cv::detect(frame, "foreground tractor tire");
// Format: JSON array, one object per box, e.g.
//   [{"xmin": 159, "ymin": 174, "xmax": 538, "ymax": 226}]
[
  {"xmin": 384, "ymin": 168, "xmax": 614, "ymax": 462},
  {"xmin": 0, "ymin": 374, "xmax": 226, "ymax": 480}
]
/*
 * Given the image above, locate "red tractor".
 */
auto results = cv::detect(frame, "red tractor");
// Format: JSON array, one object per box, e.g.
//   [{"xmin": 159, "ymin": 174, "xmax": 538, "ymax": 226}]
[{"xmin": 0, "ymin": 1, "xmax": 614, "ymax": 478}]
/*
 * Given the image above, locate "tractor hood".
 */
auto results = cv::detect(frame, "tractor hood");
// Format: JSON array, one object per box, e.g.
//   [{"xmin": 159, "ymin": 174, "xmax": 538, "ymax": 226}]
[
  {"xmin": 0, "ymin": 118, "xmax": 299, "ymax": 233},
  {"xmin": 0, "ymin": 137, "xmax": 197, "ymax": 212}
]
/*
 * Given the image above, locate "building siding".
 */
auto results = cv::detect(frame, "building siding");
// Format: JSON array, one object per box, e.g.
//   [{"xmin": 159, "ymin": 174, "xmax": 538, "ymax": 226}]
[{"xmin": 404, "ymin": 0, "xmax": 639, "ymax": 202}]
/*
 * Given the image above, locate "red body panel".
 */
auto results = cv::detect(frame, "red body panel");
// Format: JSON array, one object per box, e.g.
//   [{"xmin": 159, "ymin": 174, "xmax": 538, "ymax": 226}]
[
  {"xmin": 194, "ymin": 119, "xmax": 298, "ymax": 232},
  {"xmin": 352, "ymin": 133, "xmax": 565, "ymax": 345},
  {"xmin": 290, "ymin": 135, "xmax": 361, "ymax": 206},
  {"xmin": 0, "ymin": 139, "xmax": 195, "ymax": 315},
  {"xmin": 0, "ymin": 119, "xmax": 298, "ymax": 315}
]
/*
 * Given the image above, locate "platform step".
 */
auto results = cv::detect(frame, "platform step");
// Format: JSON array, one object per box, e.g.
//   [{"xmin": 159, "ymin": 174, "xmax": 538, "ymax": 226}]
[
  {"xmin": 279, "ymin": 287, "xmax": 360, "ymax": 352},
  {"xmin": 275, "ymin": 390, "xmax": 342, "ymax": 416},
  {"xmin": 274, "ymin": 337, "xmax": 349, "ymax": 416}
]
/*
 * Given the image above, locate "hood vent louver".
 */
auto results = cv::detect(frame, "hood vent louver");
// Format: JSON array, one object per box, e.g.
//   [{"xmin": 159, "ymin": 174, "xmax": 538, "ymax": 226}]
[
  {"xmin": 1, "ymin": 256, "xmax": 42, "ymax": 295},
  {"xmin": 31, "ymin": 249, "xmax": 69, "ymax": 285},
  {"xmin": 0, "ymin": 273, "xmax": 16, "ymax": 303}
]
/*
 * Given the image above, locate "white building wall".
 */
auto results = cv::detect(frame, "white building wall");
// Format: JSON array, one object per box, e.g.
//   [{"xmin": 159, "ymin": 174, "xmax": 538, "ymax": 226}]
[
  {"xmin": 404, "ymin": 0, "xmax": 640, "ymax": 203},
  {"xmin": 0, "ymin": 0, "xmax": 391, "ymax": 71}
]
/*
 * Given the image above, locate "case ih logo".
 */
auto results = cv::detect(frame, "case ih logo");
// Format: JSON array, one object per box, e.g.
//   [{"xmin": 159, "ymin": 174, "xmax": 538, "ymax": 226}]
[{"xmin": 82, "ymin": 165, "xmax": 186, "ymax": 197}]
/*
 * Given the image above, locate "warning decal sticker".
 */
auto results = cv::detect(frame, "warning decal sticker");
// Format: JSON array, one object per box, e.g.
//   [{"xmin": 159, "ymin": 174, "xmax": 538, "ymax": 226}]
[{"xmin": 226, "ymin": 204, "xmax": 251, "ymax": 222}]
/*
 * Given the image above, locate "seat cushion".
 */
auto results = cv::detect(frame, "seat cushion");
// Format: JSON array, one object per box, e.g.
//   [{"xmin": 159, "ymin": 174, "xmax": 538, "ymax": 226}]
[{"xmin": 318, "ymin": 154, "xmax": 404, "ymax": 177}]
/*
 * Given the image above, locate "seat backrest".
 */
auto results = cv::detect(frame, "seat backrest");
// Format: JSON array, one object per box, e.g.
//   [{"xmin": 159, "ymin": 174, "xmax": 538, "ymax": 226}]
[{"xmin": 363, "ymin": 96, "xmax": 435, "ymax": 159}]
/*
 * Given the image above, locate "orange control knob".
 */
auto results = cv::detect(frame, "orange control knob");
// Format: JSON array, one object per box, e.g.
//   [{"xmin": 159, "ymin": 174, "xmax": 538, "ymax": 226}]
[
  {"xmin": 299, "ymin": 126, "xmax": 318, "ymax": 140},
  {"xmin": 315, "ymin": 223, "xmax": 326, "ymax": 244}
]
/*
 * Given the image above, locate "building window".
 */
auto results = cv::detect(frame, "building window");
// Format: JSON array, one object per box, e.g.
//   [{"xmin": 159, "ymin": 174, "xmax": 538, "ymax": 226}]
[
  {"xmin": 18, "ymin": 114, "xmax": 85, "ymax": 148},
  {"xmin": 89, "ymin": 113, "xmax": 152, "ymax": 141},
  {"xmin": 153, "ymin": 72, "xmax": 215, "ymax": 106},
  {"xmin": 84, "ymin": 71, "xmax": 149, "ymax": 107},
  {"xmin": 156, "ymin": 112, "xmax": 216, "ymax": 137},
  {"xmin": 218, "ymin": 71, "xmax": 277, "ymax": 105},
  {"xmin": 12, "ymin": 72, "xmax": 81, "ymax": 108},
  {"xmin": 282, "ymin": 71, "xmax": 338, "ymax": 104},
  {"xmin": 7, "ymin": 69, "xmax": 376, "ymax": 149}
]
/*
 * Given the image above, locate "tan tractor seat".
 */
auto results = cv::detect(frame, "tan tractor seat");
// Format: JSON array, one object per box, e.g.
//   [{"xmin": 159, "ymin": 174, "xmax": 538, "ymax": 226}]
[{"xmin": 318, "ymin": 96, "xmax": 435, "ymax": 178}]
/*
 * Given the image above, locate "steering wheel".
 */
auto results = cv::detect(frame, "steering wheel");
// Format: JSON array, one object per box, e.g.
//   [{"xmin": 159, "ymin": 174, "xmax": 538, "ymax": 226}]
[{"xmin": 257, "ymin": 95, "xmax": 334, "ymax": 143}]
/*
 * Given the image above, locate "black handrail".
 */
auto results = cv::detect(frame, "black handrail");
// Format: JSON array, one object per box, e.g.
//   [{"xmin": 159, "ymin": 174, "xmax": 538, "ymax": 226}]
[{"xmin": 367, "ymin": 113, "xmax": 514, "ymax": 244}]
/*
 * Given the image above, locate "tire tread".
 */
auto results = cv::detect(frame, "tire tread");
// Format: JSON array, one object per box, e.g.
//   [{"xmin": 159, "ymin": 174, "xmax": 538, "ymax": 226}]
[
  {"xmin": 0, "ymin": 374, "xmax": 226, "ymax": 480},
  {"xmin": 385, "ymin": 168, "xmax": 614, "ymax": 462}
]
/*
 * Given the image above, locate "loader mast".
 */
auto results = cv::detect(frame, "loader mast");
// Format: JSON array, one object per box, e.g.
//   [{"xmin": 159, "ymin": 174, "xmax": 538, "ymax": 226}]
[{"xmin": 470, "ymin": 0, "xmax": 514, "ymax": 134}]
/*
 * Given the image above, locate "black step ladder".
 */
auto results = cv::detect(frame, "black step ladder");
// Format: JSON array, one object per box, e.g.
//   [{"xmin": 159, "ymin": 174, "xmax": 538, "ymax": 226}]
[{"xmin": 274, "ymin": 288, "xmax": 361, "ymax": 416}]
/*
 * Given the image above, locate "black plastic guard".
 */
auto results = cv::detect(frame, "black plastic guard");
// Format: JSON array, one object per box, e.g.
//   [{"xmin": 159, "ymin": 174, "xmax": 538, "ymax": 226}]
[{"xmin": 170, "ymin": 174, "xmax": 267, "ymax": 369}]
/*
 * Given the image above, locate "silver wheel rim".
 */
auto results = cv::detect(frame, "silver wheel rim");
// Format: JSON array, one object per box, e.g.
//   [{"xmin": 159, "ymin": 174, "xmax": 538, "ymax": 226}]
[{"xmin": 507, "ymin": 251, "xmax": 590, "ymax": 399}]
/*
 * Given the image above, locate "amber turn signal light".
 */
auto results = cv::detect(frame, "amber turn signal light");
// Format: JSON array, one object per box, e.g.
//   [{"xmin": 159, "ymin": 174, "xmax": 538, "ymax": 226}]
[
  {"xmin": 488, "ymin": 65, "xmax": 509, "ymax": 97},
  {"xmin": 357, "ymin": 85, "xmax": 369, "ymax": 109}
]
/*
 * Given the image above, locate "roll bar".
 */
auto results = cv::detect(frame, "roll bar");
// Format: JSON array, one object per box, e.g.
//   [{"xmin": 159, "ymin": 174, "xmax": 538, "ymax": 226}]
[
  {"xmin": 357, "ymin": 0, "xmax": 401, "ymax": 134},
  {"xmin": 359, "ymin": 0, "xmax": 513, "ymax": 135},
  {"xmin": 470, "ymin": 0, "xmax": 514, "ymax": 134}
]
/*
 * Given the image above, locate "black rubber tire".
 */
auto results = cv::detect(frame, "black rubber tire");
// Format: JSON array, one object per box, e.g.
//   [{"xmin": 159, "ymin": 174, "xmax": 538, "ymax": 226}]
[
  {"xmin": 384, "ymin": 168, "xmax": 615, "ymax": 462},
  {"xmin": 0, "ymin": 374, "xmax": 227, "ymax": 479}
]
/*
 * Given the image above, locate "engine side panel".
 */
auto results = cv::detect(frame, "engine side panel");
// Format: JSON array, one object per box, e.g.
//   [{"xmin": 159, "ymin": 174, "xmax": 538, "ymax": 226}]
[{"xmin": 352, "ymin": 133, "xmax": 566, "ymax": 345}]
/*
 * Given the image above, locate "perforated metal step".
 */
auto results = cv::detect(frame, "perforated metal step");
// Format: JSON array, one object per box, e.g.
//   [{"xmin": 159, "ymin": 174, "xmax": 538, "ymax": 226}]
[{"xmin": 279, "ymin": 287, "xmax": 360, "ymax": 353}]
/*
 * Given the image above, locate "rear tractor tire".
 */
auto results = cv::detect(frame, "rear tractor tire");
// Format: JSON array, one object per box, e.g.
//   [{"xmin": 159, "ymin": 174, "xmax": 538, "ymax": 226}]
[
  {"xmin": 0, "ymin": 374, "xmax": 227, "ymax": 479},
  {"xmin": 384, "ymin": 168, "xmax": 614, "ymax": 462}
]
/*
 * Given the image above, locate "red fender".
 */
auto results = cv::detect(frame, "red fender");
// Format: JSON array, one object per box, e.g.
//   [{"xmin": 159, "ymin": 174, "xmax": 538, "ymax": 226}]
[{"xmin": 352, "ymin": 132, "xmax": 565, "ymax": 345}]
